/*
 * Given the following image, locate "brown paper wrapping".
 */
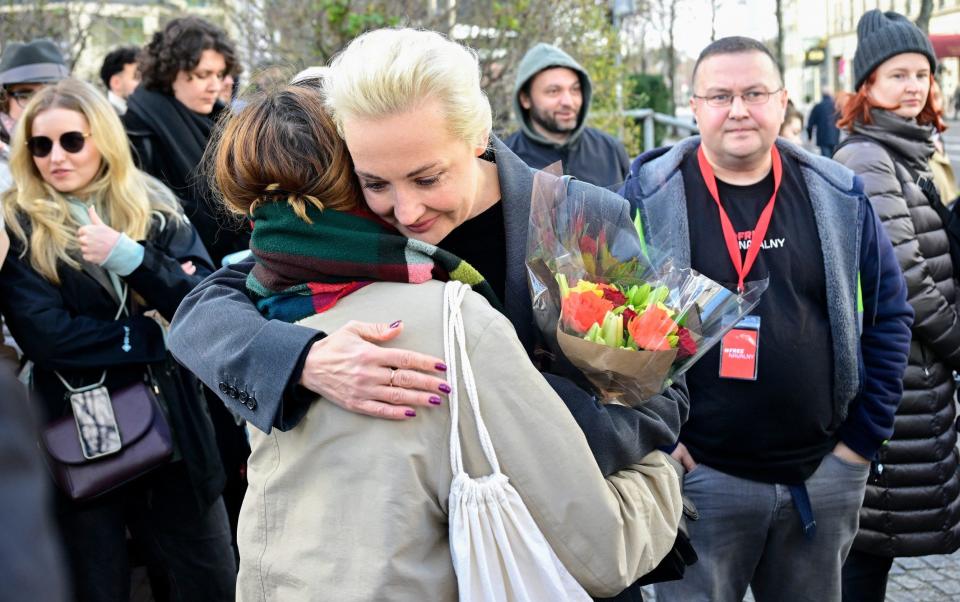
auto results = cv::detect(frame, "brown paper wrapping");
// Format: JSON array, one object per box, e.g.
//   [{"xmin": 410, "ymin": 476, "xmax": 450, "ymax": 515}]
[{"xmin": 556, "ymin": 325, "xmax": 678, "ymax": 407}]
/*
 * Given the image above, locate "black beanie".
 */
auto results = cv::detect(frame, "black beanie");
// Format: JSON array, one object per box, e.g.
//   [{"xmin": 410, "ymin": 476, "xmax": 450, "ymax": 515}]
[{"xmin": 853, "ymin": 9, "xmax": 936, "ymax": 91}]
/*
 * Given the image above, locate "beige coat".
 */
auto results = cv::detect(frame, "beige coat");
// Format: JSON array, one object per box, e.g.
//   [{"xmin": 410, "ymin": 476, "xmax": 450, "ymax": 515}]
[
  {"xmin": 930, "ymin": 149, "xmax": 959, "ymax": 206},
  {"xmin": 237, "ymin": 281, "xmax": 682, "ymax": 601}
]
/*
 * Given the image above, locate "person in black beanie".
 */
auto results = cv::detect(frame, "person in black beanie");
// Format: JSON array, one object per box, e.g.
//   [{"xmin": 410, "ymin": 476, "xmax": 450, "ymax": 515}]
[
  {"xmin": 834, "ymin": 10, "xmax": 960, "ymax": 602},
  {"xmin": 123, "ymin": 17, "xmax": 245, "ymax": 266}
]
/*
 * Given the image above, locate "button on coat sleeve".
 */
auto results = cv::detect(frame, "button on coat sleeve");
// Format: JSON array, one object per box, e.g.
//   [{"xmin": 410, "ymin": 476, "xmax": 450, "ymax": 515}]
[{"xmin": 168, "ymin": 260, "xmax": 320, "ymax": 433}]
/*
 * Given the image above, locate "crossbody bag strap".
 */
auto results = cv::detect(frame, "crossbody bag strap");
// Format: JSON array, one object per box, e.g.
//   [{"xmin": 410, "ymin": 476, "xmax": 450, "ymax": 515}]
[{"xmin": 52, "ymin": 282, "xmax": 129, "ymax": 392}]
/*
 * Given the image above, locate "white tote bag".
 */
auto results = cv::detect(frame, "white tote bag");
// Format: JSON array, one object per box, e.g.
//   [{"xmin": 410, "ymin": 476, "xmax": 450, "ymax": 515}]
[{"xmin": 443, "ymin": 281, "xmax": 592, "ymax": 602}]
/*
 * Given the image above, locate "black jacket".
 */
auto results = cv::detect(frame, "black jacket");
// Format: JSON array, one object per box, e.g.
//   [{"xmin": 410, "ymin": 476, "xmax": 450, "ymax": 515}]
[
  {"xmin": 123, "ymin": 88, "xmax": 250, "ymax": 265},
  {"xmin": 806, "ymin": 95, "xmax": 840, "ymax": 148},
  {"xmin": 0, "ymin": 204, "xmax": 225, "ymax": 509},
  {"xmin": 504, "ymin": 127, "xmax": 630, "ymax": 189},
  {"xmin": 835, "ymin": 114, "xmax": 960, "ymax": 557}
]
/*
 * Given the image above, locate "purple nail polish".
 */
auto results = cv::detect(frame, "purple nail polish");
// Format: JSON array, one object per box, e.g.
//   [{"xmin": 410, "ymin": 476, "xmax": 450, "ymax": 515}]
[
  {"xmin": 435, "ymin": 362, "xmax": 448, "ymax": 371},
  {"xmin": 405, "ymin": 409, "xmax": 417, "ymax": 417},
  {"xmin": 439, "ymin": 383, "xmax": 451, "ymax": 394},
  {"xmin": 429, "ymin": 396, "xmax": 442, "ymax": 405},
  {"xmin": 389, "ymin": 320, "xmax": 402, "ymax": 329}
]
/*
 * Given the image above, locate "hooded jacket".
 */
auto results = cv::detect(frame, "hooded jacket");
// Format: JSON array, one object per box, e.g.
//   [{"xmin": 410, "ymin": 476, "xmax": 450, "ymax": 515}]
[
  {"xmin": 834, "ymin": 109, "xmax": 960, "ymax": 558},
  {"xmin": 504, "ymin": 44, "xmax": 629, "ymax": 189}
]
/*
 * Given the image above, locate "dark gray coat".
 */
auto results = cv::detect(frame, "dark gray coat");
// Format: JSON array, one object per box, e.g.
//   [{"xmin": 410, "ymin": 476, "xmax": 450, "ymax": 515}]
[{"xmin": 835, "ymin": 111, "xmax": 960, "ymax": 557}]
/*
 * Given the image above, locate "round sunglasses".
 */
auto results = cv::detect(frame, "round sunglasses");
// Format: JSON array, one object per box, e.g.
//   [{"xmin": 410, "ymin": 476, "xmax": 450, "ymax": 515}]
[{"xmin": 26, "ymin": 131, "xmax": 92, "ymax": 158}]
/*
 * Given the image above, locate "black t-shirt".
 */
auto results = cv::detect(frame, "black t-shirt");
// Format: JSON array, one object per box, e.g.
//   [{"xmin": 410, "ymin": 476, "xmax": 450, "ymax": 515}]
[
  {"xmin": 681, "ymin": 149, "xmax": 836, "ymax": 485},
  {"xmin": 437, "ymin": 200, "xmax": 507, "ymax": 305}
]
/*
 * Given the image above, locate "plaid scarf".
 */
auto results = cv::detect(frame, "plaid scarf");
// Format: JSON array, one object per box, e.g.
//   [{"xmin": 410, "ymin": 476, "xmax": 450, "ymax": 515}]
[{"xmin": 247, "ymin": 201, "xmax": 500, "ymax": 322}]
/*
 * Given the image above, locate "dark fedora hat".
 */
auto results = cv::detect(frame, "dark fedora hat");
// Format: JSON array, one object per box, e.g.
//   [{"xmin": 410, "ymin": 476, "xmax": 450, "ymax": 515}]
[{"xmin": 0, "ymin": 39, "xmax": 69, "ymax": 86}]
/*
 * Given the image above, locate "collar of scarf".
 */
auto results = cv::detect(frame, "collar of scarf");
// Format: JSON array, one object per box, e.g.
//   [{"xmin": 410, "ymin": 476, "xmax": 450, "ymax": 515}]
[
  {"xmin": 126, "ymin": 88, "xmax": 221, "ymax": 190},
  {"xmin": 852, "ymin": 108, "xmax": 935, "ymax": 174},
  {"xmin": 246, "ymin": 200, "xmax": 501, "ymax": 322}
]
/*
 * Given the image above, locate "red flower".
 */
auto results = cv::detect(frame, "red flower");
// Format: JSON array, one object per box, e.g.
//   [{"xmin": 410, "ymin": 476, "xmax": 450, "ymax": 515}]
[
  {"xmin": 562, "ymin": 291, "xmax": 615, "ymax": 334},
  {"xmin": 601, "ymin": 287, "xmax": 627, "ymax": 306},
  {"xmin": 627, "ymin": 305, "xmax": 677, "ymax": 351},
  {"xmin": 676, "ymin": 327, "xmax": 698, "ymax": 360},
  {"xmin": 579, "ymin": 234, "xmax": 598, "ymax": 256},
  {"xmin": 622, "ymin": 307, "xmax": 638, "ymax": 325}
]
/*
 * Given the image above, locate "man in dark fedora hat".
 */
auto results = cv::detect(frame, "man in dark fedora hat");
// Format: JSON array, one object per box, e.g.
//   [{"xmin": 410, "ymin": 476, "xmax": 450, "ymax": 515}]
[
  {"xmin": 0, "ymin": 39, "xmax": 68, "ymax": 375},
  {"xmin": 0, "ymin": 39, "xmax": 69, "ymax": 122}
]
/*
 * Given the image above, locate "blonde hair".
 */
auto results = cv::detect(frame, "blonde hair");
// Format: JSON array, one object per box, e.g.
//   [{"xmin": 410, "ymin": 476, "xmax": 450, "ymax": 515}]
[
  {"xmin": 323, "ymin": 28, "xmax": 492, "ymax": 148},
  {"xmin": 2, "ymin": 79, "xmax": 179, "ymax": 284}
]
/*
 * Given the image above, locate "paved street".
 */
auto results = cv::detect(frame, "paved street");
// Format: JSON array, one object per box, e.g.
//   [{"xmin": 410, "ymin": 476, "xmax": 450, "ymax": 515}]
[
  {"xmin": 884, "ymin": 549, "xmax": 960, "ymax": 601},
  {"xmin": 641, "ymin": 545, "xmax": 960, "ymax": 601}
]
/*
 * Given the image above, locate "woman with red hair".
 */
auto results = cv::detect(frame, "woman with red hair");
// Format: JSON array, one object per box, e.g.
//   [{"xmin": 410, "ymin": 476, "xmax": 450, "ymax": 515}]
[{"xmin": 834, "ymin": 10, "xmax": 960, "ymax": 602}]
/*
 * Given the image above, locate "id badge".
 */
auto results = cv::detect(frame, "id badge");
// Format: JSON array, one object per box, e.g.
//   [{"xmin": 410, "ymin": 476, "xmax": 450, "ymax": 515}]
[
  {"xmin": 69, "ymin": 386, "xmax": 122, "ymax": 459},
  {"xmin": 719, "ymin": 315, "xmax": 760, "ymax": 380}
]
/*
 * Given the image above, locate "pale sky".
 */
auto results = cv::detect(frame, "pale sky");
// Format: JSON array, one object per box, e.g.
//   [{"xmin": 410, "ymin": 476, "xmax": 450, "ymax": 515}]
[{"xmin": 664, "ymin": 0, "xmax": 779, "ymax": 59}]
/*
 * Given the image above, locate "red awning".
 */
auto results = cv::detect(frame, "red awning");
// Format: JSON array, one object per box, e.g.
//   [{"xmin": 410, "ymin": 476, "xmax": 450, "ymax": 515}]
[{"xmin": 930, "ymin": 34, "xmax": 960, "ymax": 58}]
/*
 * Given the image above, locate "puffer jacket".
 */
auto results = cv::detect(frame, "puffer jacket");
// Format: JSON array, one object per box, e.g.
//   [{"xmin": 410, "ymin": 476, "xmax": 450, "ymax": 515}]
[{"xmin": 834, "ymin": 110, "xmax": 960, "ymax": 557}]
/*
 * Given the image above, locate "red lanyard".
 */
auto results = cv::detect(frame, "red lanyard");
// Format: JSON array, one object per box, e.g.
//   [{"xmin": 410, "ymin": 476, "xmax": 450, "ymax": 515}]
[{"xmin": 696, "ymin": 145, "xmax": 783, "ymax": 293}]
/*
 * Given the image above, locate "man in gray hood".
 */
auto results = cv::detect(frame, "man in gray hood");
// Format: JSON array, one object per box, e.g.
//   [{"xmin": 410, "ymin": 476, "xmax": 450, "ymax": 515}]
[{"xmin": 505, "ymin": 43, "xmax": 630, "ymax": 188}]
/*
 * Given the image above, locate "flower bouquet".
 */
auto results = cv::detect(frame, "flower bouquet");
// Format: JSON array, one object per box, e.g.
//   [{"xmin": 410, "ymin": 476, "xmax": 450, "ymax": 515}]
[{"xmin": 526, "ymin": 165, "xmax": 766, "ymax": 406}]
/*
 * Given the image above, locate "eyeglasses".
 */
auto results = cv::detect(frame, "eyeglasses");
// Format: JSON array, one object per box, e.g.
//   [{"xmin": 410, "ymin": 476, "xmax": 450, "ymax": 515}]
[
  {"xmin": 26, "ymin": 131, "xmax": 92, "ymax": 158},
  {"xmin": 8, "ymin": 89, "xmax": 38, "ymax": 108},
  {"xmin": 692, "ymin": 89, "xmax": 784, "ymax": 108}
]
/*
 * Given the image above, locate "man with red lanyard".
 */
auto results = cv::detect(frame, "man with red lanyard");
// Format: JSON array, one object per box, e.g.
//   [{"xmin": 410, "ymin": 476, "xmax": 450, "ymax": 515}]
[{"xmin": 620, "ymin": 37, "xmax": 912, "ymax": 601}]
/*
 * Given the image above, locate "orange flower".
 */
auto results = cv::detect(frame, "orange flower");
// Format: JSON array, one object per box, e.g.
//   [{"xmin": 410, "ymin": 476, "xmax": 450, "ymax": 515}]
[
  {"xmin": 628, "ymin": 305, "xmax": 678, "ymax": 351},
  {"xmin": 562, "ymin": 291, "xmax": 615, "ymax": 334}
]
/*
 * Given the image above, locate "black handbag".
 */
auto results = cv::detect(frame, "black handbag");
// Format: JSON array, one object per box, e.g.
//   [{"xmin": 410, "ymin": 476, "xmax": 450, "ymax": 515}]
[
  {"xmin": 38, "ymin": 280, "xmax": 174, "ymax": 500},
  {"xmin": 41, "ymin": 374, "xmax": 174, "ymax": 501}
]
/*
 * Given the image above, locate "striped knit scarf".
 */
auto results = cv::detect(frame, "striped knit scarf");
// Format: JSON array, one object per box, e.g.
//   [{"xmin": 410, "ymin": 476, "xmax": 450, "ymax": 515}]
[{"xmin": 246, "ymin": 201, "xmax": 500, "ymax": 323}]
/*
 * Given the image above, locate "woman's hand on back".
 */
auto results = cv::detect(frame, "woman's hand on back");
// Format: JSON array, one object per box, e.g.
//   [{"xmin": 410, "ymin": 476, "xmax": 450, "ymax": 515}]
[
  {"xmin": 77, "ymin": 206, "xmax": 121, "ymax": 265},
  {"xmin": 301, "ymin": 319, "xmax": 451, "ymax": 420}
]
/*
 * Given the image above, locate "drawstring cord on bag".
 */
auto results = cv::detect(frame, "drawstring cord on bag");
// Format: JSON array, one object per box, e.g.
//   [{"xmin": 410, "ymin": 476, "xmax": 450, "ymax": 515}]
[{"xmin": 444, "ymin": 281, "xmax": 501, "ymax": 477}]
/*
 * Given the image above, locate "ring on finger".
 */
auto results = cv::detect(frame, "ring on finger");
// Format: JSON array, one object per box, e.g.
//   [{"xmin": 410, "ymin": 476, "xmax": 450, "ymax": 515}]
[{"xmin": 388, "ymin": 368, "xmax": 398, "ymax": 387}]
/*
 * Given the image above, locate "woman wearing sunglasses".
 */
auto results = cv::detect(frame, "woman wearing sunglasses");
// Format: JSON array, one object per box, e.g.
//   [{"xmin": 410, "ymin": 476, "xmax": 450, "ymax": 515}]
[{"xmin": 0, "ymin": 78, "xmax": 236, "ymax": 601}]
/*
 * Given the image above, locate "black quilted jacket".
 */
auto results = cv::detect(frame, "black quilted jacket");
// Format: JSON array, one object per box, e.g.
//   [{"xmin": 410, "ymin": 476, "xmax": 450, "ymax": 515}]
[{"xmin": 835, "ymin": 112, "xmax": 960, "ymax": 557}]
